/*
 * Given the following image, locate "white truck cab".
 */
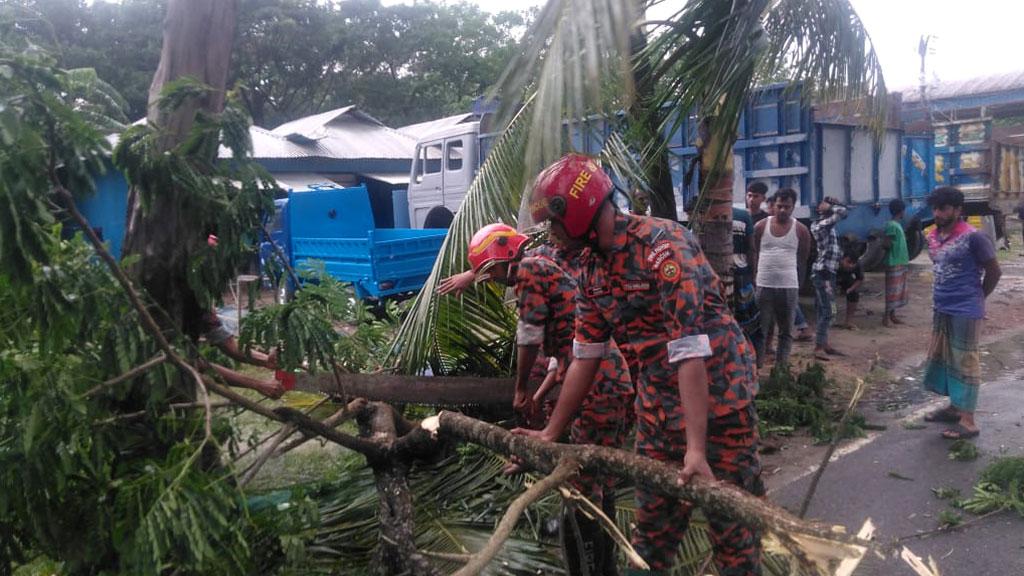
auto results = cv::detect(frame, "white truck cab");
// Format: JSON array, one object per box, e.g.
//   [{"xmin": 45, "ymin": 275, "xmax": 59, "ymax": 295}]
[{"xmin": 407, "ymin": 122, "xmax": 481, "ymax": 228}]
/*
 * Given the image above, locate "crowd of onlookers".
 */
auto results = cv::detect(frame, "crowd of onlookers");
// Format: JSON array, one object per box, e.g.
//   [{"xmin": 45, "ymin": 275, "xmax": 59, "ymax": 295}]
[
  {"xmin": 712, "ymin": 183, "xmax": 915, "ymax": 367},
  {"xmin": 728, "ymin": 183, "xmax": 1001, "ymax": 441}
]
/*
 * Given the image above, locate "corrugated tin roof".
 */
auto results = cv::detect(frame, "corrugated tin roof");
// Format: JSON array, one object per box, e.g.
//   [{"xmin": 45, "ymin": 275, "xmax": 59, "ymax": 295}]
[
  {"xmin": 220, "ymin": 109, "xmax": 416, "ymax": 162},
  {"xmin": 398, "ymin": 112, "xmax": 476, "ymax": 140},
  {"xmin": 272, "ymin": 106, "xmax": 386, "ymax": 139},
  {"xmin": 902, "ymin": 70, "xmax": 1024, "ymax": 103}
]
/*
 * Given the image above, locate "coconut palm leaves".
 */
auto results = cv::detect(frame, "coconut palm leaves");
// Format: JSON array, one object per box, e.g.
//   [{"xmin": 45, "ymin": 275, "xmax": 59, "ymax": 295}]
[
  {"xmin": 389, "ymin": 0, "xmax": 885, "ymax": 374},
  {"xmin": 386, "ymin": 101, "xmax": 537, "ymax": 374}
]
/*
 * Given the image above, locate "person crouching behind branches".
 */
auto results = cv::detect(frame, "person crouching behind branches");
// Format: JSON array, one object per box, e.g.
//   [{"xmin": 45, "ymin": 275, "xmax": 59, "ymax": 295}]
[
  {"xmin": 437, "ymin": 223, "xmax": 633, "ymax": 576},
  {"xmin": 518, "ymin": 154, "xmax": 763, "ymax": 576}
]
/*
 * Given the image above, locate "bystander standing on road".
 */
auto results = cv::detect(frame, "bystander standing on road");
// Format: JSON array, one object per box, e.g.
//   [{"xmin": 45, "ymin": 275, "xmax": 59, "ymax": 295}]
[
  {"xmin": 922, "ymin": 187, "xmax": 1001, "ymax": 440},
  {"xmin": 752, "ymin": 188, "xmax": 810, "ymax": 368},
  {"xmin": 810, "ymin": 196, "xmax": 847, "ymax": 361},
  {"xmin": 747, "ymin": 182, "xmax": 768, "ymax": 225},
  {"xmin": 883, "ymin": 199, "xmax": 910, "ymax": 327}
]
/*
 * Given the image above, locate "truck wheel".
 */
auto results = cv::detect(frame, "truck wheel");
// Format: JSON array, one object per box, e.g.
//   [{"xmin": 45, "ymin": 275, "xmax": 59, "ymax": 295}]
[
  {"xmin": 906, "ymin": 228, "xmax": 925, "ymax": 261},
  {"xmin": 423, "ymin": 206, "xmax": 454, "ymax": 229},
  {"xmin": 859, "ymin": 235, "xmax": 888, "ymax": 272}
]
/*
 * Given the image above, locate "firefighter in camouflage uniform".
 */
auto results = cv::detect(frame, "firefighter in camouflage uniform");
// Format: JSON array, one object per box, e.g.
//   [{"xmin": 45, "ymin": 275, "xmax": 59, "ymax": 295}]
[
  {"xmin": 438, "ymin": 223, "xmax": 634, "ymax": 576},
  {"xmin": 520, "ymin": 154, "xmax": 764, "ymax": 576}
]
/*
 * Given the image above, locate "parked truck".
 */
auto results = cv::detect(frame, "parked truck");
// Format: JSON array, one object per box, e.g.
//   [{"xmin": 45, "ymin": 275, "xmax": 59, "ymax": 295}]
[
  {"xmin": 406, "ymin": 84, "xmax": 928, "ymax": 268},
  {"xmin": 268, "ymin": 182, "xmax": 447, "ymax": 301}
]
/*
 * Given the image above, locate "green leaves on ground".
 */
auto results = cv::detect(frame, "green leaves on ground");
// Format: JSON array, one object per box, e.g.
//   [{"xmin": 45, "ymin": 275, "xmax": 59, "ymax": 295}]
[
  {"xmin": 961, "ymin": 457, "xmax": 1024, "ymax": 516},
  {"xmin": 947, "ymin": 439, "xmax": 980, "ymax": 462},
  {"xmin": 756, "ymin": 364, "xmax": 866, "ymax": 443}
]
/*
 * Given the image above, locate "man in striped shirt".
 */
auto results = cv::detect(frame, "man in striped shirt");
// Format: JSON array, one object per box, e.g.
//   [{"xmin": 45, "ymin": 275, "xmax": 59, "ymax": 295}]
[{"xmin": 810, "ymin": 196, "xmax": 848, "ymax": 360}]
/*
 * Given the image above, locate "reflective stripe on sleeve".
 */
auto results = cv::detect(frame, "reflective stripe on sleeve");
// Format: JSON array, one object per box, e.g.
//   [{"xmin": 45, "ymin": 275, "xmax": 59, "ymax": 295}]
[
  {"xmin": 667, "ymin": 334, "xmax": 712, "ymax": 362},
  {"xmin": 516, "ymin": 320, "xmax": 545, "ymax": 345},
  {"xmin": 573, "ymin": 339, "xmax": 609, "ymax": 359}
]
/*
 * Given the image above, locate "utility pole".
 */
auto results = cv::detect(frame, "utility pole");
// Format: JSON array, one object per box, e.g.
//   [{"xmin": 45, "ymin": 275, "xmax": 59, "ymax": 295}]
[{"xmin": 918, "ymin": 35, "xmax": 936, "ymax": 124}]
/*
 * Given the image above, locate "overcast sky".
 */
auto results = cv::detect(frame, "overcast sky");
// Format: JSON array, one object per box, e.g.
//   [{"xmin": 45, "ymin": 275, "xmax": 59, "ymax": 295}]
[{"xmin": 384, "ymin": 0, "xmax": 1020, "ymax": 92}]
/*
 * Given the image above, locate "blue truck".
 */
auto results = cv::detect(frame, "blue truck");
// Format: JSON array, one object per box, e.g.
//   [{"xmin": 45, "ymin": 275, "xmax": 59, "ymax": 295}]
[
  {"xmin": 267, "ymin": 181, "xmax": 447, "ymax": 301},
  {"xmin": 406, "ymin": 84, "xmax": 929, "ymax": 268}
]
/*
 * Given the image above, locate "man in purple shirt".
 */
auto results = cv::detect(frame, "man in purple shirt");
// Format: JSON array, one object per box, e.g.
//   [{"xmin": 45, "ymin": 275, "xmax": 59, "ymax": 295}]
[{"xmin": 921, "ymin": 187, "xmax": 1001, "ymax": 439}]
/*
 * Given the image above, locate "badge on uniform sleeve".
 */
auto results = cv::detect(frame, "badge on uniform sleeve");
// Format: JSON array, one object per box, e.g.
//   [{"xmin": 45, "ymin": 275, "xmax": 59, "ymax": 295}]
[{"xmin": 659, "ymin": 259, "xmax": 680, "ymax": 282}]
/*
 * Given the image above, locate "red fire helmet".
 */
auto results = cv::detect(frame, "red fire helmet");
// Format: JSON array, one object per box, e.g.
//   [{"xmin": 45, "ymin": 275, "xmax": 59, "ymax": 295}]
[
  {"xmin": 529, "ymin": 153, "xmax": 613, "ymax": 238},
  {"xmin": 467, "ymin": 223, "xmax": 528, "ymax": 273}
]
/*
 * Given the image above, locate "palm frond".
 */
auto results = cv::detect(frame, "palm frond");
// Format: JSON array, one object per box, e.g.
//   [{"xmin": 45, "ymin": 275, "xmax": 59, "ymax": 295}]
[
  {"xmin": 761, "ymin": 0, "xmax": 887, "ymax": 127},
  {"xmin": 386, "ymin": 101, "xmax": 537, "ymax": 373},
  {"xmin": 491, "ymin": 0, "xmax": 638, "ymax": 184}
]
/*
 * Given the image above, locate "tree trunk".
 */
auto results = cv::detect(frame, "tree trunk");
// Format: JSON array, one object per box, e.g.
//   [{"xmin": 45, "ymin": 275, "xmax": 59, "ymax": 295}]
[
  {"xmin": 122, "ymin": 0, "xmax": 237, "ymax": 340},
  {"xmin": 695, "ymin": 118, "xmax": 735, "ymax": 295},
  {"xmin": 359, "ymin": 404, "xmax": 443, "ymax": 576},
  {"xmin": 628, "ymin": 2, "xmax": 676, "ymax": 220}
]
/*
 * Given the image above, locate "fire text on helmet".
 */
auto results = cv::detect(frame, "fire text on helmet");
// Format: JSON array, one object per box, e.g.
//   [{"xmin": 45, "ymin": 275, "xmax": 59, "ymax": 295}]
[{"xmin": 568, "ymin": 169, "xmax": 592, "ymax": 199}]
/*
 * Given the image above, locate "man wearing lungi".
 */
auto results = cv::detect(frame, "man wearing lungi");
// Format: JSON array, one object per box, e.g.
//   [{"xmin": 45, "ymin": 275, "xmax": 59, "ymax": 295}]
[
  {"xmin": 922, "ymin": 187, "xmax": 1002, "ymax": 440},
  {"xmin": 883, "ymin": 199, "xmax": 910, "ymax": 327}
]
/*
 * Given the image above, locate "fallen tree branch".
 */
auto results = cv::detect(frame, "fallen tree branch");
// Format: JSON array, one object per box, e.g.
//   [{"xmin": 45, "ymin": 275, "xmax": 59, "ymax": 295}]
[
  {"xmin": 203, "ymin": 378, "xmax": 385, "ymax": 458},
  {"xmin": 892, "ymin": 509, "xmax": 1006, "ymax": 545},
  {"xmin": 274, "ymin": 401, "xmax": 363, "ymax": 456},
  {"xmin": 416, "ymin": 549, "xmax": 471, "ymax": 563},
  {"xmin": 799, "ymin": 376, "xmax": 868, "ymax": 518},
  {"xmin": 54, "ymin": 185, "xmax": 213, "ymax": 440},
  {"xmin": 84, "ymin": 353, "xmax": 168, "ymax": 397},
  {"xmin": 239, "ymin": 423, "xmax": 296, "ymax": 487},
  {"xmin": 425, "ymin": 411, "xmax": 872, "ymax": 550},
  {"xmin": 235, "ymin": 395, "xmax": 330, "ymax": 480},
  {"xmin": 453, "ymin": 458, "xmax": 579, "ymax": 576}
]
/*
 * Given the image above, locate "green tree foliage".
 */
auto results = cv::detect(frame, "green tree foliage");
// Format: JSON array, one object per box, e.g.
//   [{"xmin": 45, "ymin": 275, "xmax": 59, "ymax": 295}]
[
  {"xmin": 0, "ymin": 0, "xmax": 165, "ymax": 121},
  {"xmin": 0, "ymin": 39, "xmax": 312, "ymax": 573},
  {"xmin": 233, "ymin": 0, "xmax": 530, "ymax": 127},
  {"xmin": 2, "ymin": 0, "xmax": 530, "ymax": 127}
]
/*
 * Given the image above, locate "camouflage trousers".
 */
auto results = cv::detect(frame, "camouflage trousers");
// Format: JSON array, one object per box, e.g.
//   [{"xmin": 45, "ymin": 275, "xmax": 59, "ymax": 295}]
[
  {"xmin": 632, "ymin": 403, "xmax": 765, "ymax": 575},
  {"xmin": 569, "ymin": 348, "xmax": 635, "ymax": 501}
]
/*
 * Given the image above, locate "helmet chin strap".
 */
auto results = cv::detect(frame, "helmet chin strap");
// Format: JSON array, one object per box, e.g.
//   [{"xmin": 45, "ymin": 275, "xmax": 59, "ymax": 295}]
[
  {"xmin": 582, "ymin": 197, "xmax": 613, "ymax": 249},
  {"xmin": 505, "ymin": 262, "xmax": 519, "ymax": 286}
]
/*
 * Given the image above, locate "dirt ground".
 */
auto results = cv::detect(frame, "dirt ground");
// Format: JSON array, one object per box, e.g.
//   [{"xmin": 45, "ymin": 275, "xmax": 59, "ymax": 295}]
[
  {"xmin": 760, "ymin": 222, "xmax": 1024, "ymax": 486},
  {"xmin": 775, "ymin": 235, "xmax": 1024, "ymax": 395}
]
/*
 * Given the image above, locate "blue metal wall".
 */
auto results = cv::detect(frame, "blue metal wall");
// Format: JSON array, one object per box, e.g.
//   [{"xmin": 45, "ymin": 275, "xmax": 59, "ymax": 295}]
[{"xmin": 75, "ymin": 162, "xmax": 129, "ymax": 258}]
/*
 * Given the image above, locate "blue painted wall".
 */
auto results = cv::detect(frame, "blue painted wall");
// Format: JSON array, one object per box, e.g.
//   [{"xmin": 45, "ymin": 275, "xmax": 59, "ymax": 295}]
[{"xmin": 77, "ymin": 162, "xmax": 129, "ymax": 258}]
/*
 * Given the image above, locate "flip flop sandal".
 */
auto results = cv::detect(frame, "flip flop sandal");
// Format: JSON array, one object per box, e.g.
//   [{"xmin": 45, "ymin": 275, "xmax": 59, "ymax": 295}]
[
  {"xmin": 813, "ymin": 353, "xmax": 831, "ymax": 362},
  {"xmin": 942, "ymin": 424, "xmax": 980, "ymax": 440},
  {"xmin": 924, "ymin": 407, "xmax": 959, "ymax": 423},
  {"xmin": 825, "ymin": 348, "xmax": 846, "ymax": 356}
]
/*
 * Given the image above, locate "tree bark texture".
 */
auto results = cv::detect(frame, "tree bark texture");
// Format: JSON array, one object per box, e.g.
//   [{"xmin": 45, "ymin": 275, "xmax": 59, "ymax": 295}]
[
  {"xmin": 294, "ymin": 372, "xmax": 515, "ymax": 406},
  {"xmin": 432, "ymin": 411, "xmax": 867, "ymax": 549},
  {"xmin": 122, "ymin": 0, "xmax": 238, "ymax": 344},
  {"xmin": 628, "ymin": 5, "xmax": 676, "ymax": 220},
  {"xmin": 359, "ymin": 404, "xmax": 444, "ymax": 576},
  {"xmin": 696, "ymin": 118, "xmax": 736, "ymax": 295}
]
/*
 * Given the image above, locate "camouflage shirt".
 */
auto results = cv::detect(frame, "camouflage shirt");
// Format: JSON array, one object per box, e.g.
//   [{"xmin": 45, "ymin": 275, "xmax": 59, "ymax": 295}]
[{"xmin": 572, "ymin": 213, "xmax": 757, "ymax": 422}]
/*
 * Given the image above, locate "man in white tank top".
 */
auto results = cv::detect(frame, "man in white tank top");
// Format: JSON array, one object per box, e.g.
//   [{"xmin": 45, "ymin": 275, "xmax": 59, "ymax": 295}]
[{"xmin": 752, "ymin": 188, "xmax": 811, "ymax": 368}]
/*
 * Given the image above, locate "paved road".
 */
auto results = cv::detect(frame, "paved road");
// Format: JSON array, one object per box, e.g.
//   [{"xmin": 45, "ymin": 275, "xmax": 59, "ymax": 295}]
[{"xmin": 770, "ymin": 332, "xmax": 1024, "ymax": 576}]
